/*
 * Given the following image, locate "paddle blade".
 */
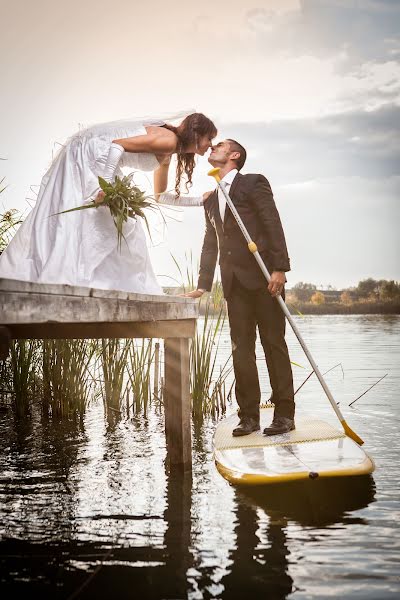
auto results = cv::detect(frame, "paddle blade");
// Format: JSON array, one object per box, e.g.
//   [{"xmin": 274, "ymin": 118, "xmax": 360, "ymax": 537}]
[{"xmin": 341, "ymin": 419, "xmax": 364, "ymax": 445}]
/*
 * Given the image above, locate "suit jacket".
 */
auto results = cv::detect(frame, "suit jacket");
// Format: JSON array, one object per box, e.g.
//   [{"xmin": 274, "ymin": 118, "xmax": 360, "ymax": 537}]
[{"xmin": 197, "ymin": 172, "xmax": 291, "ymax": 298}]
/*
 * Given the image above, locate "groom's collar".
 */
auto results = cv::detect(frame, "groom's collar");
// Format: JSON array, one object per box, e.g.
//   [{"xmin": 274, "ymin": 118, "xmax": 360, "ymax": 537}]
[{"xmin": 220, "ymin": 168, "xmax": 238, "ymax": 185}]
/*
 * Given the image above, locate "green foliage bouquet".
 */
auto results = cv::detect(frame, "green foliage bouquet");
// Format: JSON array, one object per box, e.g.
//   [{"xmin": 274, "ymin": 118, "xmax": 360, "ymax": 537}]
[{"xmin": 55, "ymin": 174, "xmax": 159, "ymax": 250}]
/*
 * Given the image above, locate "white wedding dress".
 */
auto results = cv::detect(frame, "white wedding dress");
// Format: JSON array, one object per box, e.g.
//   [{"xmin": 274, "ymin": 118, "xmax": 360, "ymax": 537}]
[{"xmin": 0, "ymin": 116, "xmax": 201, "ymax": 294}]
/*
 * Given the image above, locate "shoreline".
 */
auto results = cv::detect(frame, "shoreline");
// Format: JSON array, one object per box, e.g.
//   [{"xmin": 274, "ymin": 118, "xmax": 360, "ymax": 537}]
[{"xmin": 197, "ymin": 301, "xmax": 400, "ymax": 316}]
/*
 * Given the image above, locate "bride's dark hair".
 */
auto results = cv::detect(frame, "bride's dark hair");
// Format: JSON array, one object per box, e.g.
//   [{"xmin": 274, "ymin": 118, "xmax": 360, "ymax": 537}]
[{"xmin": 163, "ymin": 113, "xmax": 217, "ymax": 196}]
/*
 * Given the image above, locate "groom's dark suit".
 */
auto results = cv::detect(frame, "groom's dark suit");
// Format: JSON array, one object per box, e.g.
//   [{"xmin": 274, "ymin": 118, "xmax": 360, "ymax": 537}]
[{"xmin": 197, "ymin": 171, "xmax": 295, "ymax": 421}]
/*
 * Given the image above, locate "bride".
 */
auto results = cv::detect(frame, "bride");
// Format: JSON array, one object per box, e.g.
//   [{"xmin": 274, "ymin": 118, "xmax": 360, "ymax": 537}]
[{"xmin": 0, "ymin": 111, "xmax": 217, "ymax": 294}]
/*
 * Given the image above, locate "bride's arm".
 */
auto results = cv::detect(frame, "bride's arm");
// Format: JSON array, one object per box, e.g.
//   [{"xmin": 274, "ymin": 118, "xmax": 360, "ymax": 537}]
[
  {"xmin": 113, "ymin": 132, "xmax": 176, "ymax": 154},
  {"xmin": 99, "ymin": 130, "xmax": 176, "ymax": 188},
  {"xmin": 156, "ymin": 191, "xmax": 205, "ymax": 206},
  {"xmin": 153, "ymin": 159, "xmax": 209, "ymax": 207}
]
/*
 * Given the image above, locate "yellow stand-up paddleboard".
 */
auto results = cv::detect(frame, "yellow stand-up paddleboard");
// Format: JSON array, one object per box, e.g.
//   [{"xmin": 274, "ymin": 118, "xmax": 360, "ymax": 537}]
[{"xmin": 213, "ymin": 406, "xmax": 375, "ymax": 486}]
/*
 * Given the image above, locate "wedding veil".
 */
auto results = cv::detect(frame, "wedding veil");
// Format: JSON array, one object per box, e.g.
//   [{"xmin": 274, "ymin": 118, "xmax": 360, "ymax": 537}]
[{"xmin": 71, "ymin": 108, "xmax": 197, "ymax": 138}]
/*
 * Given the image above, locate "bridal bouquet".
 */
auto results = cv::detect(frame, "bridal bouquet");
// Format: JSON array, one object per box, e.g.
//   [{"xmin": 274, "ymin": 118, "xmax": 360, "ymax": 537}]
[{"xmin": 55, "ymin": 174, "xmax": 158, "ymax": 250}]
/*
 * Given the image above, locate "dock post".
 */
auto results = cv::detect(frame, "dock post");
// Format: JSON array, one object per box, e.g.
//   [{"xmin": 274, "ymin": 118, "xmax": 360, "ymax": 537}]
[{"xmin": 164, "ymin": 337, "xmax": 192, "ymax": 470}]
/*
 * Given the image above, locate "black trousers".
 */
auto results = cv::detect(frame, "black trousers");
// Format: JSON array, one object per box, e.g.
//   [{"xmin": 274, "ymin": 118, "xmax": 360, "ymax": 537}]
[{"xmin": 226, "ymin": 277, "xmax": 295, "ymax": 421}]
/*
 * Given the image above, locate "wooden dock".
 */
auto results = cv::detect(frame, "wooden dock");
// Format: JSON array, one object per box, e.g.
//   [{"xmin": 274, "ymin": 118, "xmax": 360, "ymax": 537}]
[{"xmin": 0, "ymin": 278, "xmax": 198, "ymax": 470}]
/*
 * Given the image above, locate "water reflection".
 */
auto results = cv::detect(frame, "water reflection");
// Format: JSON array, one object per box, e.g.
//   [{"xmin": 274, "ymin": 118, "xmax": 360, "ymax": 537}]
[
  {"xmin": 67, "ymin": 467, "xmax": 193, "ymax": 599},
  {"xmin": 164, "ymin": 468, "xmax": 193, "ymax": 598},
  {"xmin": 238, "ymin": 475, "xmax": 376, "ymax": 526},
  {"xmin": 220, "ymin": 496, "xmax": 293, "ymax": 599},
  {"xmin": 218, "ymin": 476, "xmax": 375, "ymax": 599}
]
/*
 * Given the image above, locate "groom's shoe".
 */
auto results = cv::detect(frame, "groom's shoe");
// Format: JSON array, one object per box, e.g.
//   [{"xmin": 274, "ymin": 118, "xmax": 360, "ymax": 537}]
[
  {"xmin": 232, "ymin": 416, "xmax": 260, "ymax": 437},
  {"xmin": 263, "ymin": 416, "xmax": 295, "ymax": 436}
]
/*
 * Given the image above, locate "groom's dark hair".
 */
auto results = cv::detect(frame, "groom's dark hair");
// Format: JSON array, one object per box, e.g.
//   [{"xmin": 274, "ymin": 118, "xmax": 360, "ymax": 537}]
[{"xmin": 227, "ymin": 139, "xmax": 247, "ymax": 171}]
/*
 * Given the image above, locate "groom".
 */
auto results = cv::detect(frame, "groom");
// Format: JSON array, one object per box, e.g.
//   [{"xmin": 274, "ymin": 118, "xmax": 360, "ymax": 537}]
[{"xmin": 186, "ymin": 139, "xmax": 295, "ymax": 436}]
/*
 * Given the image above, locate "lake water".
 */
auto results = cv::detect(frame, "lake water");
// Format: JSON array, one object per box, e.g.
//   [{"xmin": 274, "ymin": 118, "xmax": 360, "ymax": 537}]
[{"xmin": 0, "ymin": 315, "xmax": 399, "ymax": 599}]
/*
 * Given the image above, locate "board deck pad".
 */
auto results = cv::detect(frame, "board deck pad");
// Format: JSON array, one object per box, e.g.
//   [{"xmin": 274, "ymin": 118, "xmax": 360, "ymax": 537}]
[
  {"xmin": 214, "ymin": 406, "xmax": 345, "ymax": 450},
  {"xmin": 213, "ymin": 407, "xmax": 374, "ymax": 485}
]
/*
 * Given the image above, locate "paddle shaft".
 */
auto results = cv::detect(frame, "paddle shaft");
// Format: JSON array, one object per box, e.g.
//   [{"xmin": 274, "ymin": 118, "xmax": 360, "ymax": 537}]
[{"xmin": 212, "ymin": 174, "xmax": 363, "ymax": 443}]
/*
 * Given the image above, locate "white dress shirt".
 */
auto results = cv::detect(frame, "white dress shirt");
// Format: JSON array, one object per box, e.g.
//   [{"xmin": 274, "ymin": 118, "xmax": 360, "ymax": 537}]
[{"xmin": 218, "ymin": 168, "xmax": 238, "ymax": 223}]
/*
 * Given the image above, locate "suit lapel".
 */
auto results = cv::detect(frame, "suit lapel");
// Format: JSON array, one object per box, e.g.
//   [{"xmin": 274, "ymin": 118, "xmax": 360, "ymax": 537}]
[
  {"xmin": 223, "ymin": 172, "xmax": 241, "ymax": 228},
  {"xmin": 206, "ymin": 189, "xmax": 223, "ymax": 231}
]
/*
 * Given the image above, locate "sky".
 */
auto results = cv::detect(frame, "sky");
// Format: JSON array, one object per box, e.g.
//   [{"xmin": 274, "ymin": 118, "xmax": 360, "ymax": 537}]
[{"xmin": 1, "ymin": 0, "xmax": 399, "ymax": 289}]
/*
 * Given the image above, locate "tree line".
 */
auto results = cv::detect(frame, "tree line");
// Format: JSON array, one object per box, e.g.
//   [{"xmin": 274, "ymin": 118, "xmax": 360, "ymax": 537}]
[{"xmin": 288, "ymin": 279, "xmax": 400, "ymax": 306}]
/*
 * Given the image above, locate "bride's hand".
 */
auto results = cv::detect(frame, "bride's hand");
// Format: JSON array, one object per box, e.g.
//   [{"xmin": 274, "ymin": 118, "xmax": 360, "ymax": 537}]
[
  {"xmin": 202, "ymin": 190, "xmax": 213, "ymax": 203},
  {"xmin": 95, "ymin": 190, "xmax": 106, "ymax": 204},
  {"xmin": 179, "ymin": 289, "xmax": 205, "ymax": 298}
]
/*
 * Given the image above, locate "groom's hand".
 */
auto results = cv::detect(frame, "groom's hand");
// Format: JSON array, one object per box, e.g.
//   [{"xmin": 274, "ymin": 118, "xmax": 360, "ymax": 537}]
[
  {"xmin": 180, "ymin": 289, "xmax": 205, "ymax": 298},
  {"xmin": 268, "ymin": 271, "xmax": 286, "ymax": 297}
]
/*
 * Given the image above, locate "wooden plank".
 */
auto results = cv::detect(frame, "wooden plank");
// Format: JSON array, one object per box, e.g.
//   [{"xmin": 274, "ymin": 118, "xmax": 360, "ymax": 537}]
[
  {"xmin": 91, "ymin": 288, "xmax": 189, "ymax": 304},
  {"xmin": 0, "ymin": 292, "xmax": 198, "ymax": 325},
  {"xmin": 164, "ymin": 338, "xmax": 192, "ymax": 470},
  {"xmin": 6, "ymin": 319, "xmax": 196, "ymax": 340},
  {"xmin": 0, "ymin": 278, "xmax": 190, "ymax": 304},
  {"xmin": 0, "ymin": 278, "xmax": 92, "ymax": 297}
]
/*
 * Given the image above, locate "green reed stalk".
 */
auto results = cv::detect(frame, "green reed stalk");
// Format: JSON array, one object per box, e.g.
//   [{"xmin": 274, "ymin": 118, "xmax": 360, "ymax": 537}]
[
  {"xmin": 0, "ymin": 206, "xmax": 23, "ymax": 254},
  {"xmin": 0, "ymin": 358, "xmax": 12, "ymax": 397},
  {"xmin": 98, "ymin": 339, "xmax": 131, "ymax": 412},
  {"xmin": 127, "ymin": 339, "xmax": 154, "ymax": 417},
  {"xmin": 190, "ymin": 295, "xmax": 231, "ymax": 422},
  {"xmin": 168, "ymin": 252, "xmax": 232, "ymax": 421},
  {"xmin": 42, "ymin": 339, "xmax": 96, "ymax": 420},
  {"xmin": 10, "ymin": 340, "xmax": 41, "ymax": 415}
]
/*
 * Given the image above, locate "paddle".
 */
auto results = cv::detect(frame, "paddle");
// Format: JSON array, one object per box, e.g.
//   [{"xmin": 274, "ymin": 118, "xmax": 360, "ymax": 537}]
[{"xmin": 208, "ymin": 167, "xmax": 364, "ymax": 446}]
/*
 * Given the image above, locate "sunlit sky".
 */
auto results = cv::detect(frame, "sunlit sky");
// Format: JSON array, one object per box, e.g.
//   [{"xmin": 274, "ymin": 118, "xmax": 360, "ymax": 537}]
[{"xmin": 1, "ymin": 0, "xmax": 399, "ymax": 289}]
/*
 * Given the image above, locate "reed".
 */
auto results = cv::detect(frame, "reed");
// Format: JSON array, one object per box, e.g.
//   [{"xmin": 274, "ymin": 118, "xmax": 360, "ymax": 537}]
[
  {"xmin": 127, "ymin": 339, "xmax": 155, "ymax": 417},
  {"xmin": 10, "ymin": 340, "xmax": 41, "ymax": 416},
  {"xmin": 190, "ymin": 295, "xmax": 232, "ymax": 422},
  {"xmin": 0, "ymin": 207, "xmax": 23, "ymax": 254},
  {"xmin": 169, "ymin": 250, "xmax": 197, "ymax": 294},
  {"xmin": 97, "ymin": 338, "xmax": 131, "ymax": 414},
  {"xmin": 42, "ymin": 339, "xmax": 97, "ymax": 420},
  {"xmin": 168, "ymin": 252, "xmax": 233, "ymax": 421},
  {"xmin": 0, "ymin": 357, "xmax": 12, "ymax": 399}
]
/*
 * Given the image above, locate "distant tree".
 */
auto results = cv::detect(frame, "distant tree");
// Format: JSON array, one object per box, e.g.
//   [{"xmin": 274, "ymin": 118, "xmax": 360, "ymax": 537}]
[
  {"xmin": 355, "ymin": 278, "xmax": 380, "ymax": 299},
  {"xmin": 340, "ymin": 291, "xmax": 353, "ymax": 305},
  {"xmin": 292, "ymin": 282, "xmax": 317, "ymax": 302},
  {"xmin": 311, "ymin": 291, "xmax": 325, "ymax": 305},
  {"xmin": 379, "ymin": 280, "xmax": 400, "ymax": 301}
]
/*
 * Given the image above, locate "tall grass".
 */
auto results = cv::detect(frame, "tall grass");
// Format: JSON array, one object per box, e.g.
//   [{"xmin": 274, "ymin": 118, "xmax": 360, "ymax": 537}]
[
  {"xmin": 10, "ymin": 340, "xmax": 41, "ymax": 416},
  {"xmin": 190, "ymin": 295, "xmax": 232, "ymax": 422},
  {"xmin": 42, "ymin": 339, "xmax": 97, "ymax": 420},
  {"xmin": 167, "ymin": 252, "xmax": 234, "ymax": 422},
  {"xmin": 93, "ymin": 338, "xmax": 159, "ymax": 418},
  {"xmin": 127, "ymin": 339, "xmax": 155, "ymax": 417},
  {"xmin": 0, "ymin": 206, "xmax": 23, "ymax": 254},
  {"xmin": 98, "ymin": 338, "xmax": 131, "ymax": 414}
]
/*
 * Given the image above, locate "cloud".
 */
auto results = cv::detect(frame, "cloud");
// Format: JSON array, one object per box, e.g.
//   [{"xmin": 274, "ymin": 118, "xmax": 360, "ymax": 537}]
[
  {"xmin": 221, "ymin": 103, "xmax": 400, "ymax": 183},
  {"xmin": 246, "ymin": 0, "xmax": 400, "ymax": 68}
]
